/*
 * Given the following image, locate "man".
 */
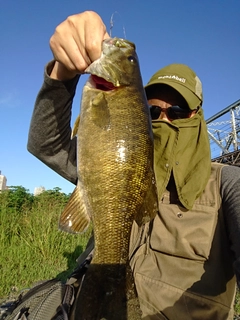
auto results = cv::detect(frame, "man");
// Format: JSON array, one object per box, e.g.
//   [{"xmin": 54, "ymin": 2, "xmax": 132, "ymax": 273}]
[{"xmin": 28, "ymin": 11, "xmax": 240, "ymax": 319}]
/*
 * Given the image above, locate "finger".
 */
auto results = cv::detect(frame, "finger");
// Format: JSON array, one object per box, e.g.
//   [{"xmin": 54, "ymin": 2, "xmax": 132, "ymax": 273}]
[
  {"xmin": 50, "ymin": 30, "xmax": 90, "ymax": 72},
  {"xmin": 85, "ymin": 31, "xmax": 110, "ymax": 63},
  {"xmin": 80, "ymin": 11, "xmax": 110, "ymax": 62},
  {"xmin": 84, "ymin": 28, "xmax": 110, "ymax": 63}
]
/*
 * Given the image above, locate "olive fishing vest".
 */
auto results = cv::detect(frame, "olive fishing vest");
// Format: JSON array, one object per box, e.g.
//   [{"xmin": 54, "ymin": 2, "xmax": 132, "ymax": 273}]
[{"xmin": 130, "ymin": 163, "xmax": 236, "ymax": 320}]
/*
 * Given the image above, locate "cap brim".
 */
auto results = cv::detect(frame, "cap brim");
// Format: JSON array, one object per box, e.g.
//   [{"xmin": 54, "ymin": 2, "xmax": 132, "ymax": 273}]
[{"xmin": 145, "ymin": 80, "xmax": 201, "ymax": 110}]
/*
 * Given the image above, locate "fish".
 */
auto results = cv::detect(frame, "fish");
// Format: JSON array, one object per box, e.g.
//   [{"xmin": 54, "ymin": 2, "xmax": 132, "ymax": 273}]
[{"xmin": 59, "ymin": 37, "xmax": 158, "ymax": 319}]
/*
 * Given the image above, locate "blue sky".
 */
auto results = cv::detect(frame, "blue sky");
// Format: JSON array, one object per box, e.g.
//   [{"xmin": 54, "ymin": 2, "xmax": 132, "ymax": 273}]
[{"xmin": 1, "ymin": 0, "xmax": 240, "ymax": 195}]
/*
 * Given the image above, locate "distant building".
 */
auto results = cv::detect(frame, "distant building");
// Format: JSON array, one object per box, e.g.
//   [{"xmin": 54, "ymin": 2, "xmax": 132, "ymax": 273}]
[
  {"xmin": 34, "ymin": 186, "xmax": 46, "ymax": 196},
  {"xmin": 0, "ymin": 171, "xmax": 7, "ymax": 191}
]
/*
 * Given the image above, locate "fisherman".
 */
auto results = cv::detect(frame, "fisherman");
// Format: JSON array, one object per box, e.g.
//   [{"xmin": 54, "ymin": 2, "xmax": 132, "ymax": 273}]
[{"xmin": 27, "ymin": 10, "xmax": 240, "ymax": 320}]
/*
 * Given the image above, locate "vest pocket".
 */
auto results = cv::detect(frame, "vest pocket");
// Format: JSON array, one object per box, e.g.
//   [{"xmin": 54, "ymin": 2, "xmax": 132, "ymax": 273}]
[
  {"xmin": 135, "ymin": 272, "xmax": 232, "ymax": 320},
  {"xmin": 150, "ymin": 202, "xmax": 218, "ymax": 261}
]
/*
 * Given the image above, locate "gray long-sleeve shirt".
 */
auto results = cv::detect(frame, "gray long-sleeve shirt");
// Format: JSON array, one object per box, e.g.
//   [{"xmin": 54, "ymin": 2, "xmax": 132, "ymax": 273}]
[{"xmin": 27, "ymin": 62, "xmax": 240, "ymax": 285}]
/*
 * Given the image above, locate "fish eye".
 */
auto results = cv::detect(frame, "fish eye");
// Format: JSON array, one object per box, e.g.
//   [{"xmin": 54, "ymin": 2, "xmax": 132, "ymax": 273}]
[{"xmin": 128, "ymin": 56, "xmax": 136, "ymax": 63}]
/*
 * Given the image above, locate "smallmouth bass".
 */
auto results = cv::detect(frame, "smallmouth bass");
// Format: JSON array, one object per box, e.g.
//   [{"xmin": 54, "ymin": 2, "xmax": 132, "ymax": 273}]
[{"xmin": 59, "ymin": 37, "xmax": 158, "ymax": 319}]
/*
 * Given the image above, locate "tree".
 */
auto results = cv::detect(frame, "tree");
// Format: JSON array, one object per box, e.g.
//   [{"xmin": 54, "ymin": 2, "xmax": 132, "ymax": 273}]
[{"xmin": 0, "ymin": 186, "xmax": 34, "ymax": 211}]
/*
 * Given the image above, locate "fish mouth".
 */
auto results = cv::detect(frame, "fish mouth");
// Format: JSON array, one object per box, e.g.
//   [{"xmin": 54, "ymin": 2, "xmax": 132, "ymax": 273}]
[{"xmin": 90, "ymin": 75, "xmax": 118, "ymax": 91}]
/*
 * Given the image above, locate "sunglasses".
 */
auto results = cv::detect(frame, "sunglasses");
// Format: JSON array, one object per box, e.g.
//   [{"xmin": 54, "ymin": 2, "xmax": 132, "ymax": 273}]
[{"xmin": 149, "ymin": 105, "xmax": 195, "ymax": 121}]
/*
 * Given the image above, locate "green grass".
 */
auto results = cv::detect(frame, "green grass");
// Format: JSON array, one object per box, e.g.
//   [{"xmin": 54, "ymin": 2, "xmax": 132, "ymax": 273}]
[{"xmin": 0, "ymin": 189, "xmax": 91, "ymax": 298}]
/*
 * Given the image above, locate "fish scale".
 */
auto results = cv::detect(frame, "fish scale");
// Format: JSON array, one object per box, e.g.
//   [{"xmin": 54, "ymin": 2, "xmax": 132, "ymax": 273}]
[{"xmin": 59, "ymin": 37, "xmax": 158, "ymax": 319}]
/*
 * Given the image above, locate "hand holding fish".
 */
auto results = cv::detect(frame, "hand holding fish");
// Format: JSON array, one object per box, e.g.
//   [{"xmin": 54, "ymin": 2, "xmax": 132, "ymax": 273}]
[{"xmin": 49, "ymin": 11, "xmax": 110, "ymax": 80}]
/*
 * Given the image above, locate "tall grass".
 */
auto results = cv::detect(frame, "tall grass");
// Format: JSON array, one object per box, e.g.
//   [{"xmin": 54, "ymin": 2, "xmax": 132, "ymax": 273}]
[{"xmin": 0, "ymin": 189, "xmax": 91, "ymax": 298}]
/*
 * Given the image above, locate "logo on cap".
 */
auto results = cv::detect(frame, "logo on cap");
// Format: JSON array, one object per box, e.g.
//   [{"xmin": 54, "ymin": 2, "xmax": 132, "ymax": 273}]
[{"xmin": 157, "ymin": 75, "xmax": 186, "ymax": 83}]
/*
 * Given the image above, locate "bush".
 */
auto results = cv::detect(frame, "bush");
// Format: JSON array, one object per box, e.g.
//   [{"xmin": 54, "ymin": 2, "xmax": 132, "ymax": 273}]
[{"xmin": 0, "ymin": 186, "xmax": 91, "ymax": 298}]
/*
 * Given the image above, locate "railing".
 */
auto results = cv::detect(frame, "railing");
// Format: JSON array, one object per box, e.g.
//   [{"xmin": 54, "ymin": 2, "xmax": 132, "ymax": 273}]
[{"xmin": 206, "ymin": 99, "xmax": 240, "ymax": 164}]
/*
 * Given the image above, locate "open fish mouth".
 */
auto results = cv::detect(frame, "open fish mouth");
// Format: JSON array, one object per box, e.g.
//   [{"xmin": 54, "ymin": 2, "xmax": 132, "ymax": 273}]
[{"xmin": 91, "ymin": 75, "xmax": 117, "ymax": 91}]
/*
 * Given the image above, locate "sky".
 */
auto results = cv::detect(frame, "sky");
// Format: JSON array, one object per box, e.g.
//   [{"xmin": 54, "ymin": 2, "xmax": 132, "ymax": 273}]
[{"xmin": 1, "ymin": 0, "xmax": 240, "ymax": 195}]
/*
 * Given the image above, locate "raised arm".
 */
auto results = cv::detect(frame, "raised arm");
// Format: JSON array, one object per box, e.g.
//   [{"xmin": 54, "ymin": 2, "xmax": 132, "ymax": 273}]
[
  {"xmin": 27, "ymin": 11, "xmax": 110, "ymax": 184},
  {"xmin": 221, "ymin": 165, "xmax": 240, "ymax": 287}
]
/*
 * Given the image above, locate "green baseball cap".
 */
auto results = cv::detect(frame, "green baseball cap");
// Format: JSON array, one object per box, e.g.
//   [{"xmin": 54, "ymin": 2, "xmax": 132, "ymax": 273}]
[{"xmin": 145, "ymin": 63, "xmax": 203, "ymax": 110}]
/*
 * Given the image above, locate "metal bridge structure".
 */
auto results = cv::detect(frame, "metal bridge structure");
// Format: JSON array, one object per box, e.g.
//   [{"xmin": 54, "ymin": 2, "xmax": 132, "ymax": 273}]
[{"xmin": 206, "ymin": 99, "xmax": 240, "ymax": 166}]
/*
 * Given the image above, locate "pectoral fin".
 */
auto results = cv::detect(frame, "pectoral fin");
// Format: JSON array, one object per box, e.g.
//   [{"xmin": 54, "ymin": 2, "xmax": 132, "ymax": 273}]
[
  {"xmin": 71, "ymin": 115, "xmax": 80, "ymax": 139},
  {"xmin": 91, "ymin": 92, "xmax": 110, "ymax": 129},
  {"xmin": 59, "ymin": 182, "xmax": 91, "ymax": 234}
]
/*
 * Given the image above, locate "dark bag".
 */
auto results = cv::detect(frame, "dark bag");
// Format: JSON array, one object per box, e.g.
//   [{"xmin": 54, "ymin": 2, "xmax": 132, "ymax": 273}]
[
  {"xmin": 4, "ymin": 279, "xmax": 73, "ymax": 320},
  {"xmin": 2, "ymin": 246, "xmax": 94, "ymax": 320}
]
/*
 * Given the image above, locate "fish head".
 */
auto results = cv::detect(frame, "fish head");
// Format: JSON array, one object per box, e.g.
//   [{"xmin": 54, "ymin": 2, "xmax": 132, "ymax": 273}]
[{"xmin": 85, "ymin": 37, "xmax": 143, "ymax": 89}]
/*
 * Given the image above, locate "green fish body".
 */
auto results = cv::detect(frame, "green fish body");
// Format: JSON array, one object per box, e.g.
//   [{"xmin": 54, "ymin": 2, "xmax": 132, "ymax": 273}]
[{"xmin": 60, "ymin": 38, "xmax": 158, "ymax": 319}]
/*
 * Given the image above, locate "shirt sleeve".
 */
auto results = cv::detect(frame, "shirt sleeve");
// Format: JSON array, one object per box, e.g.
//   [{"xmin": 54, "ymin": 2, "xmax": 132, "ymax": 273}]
[
  {"xmin": 221, "ymin": 165, "xmax": 240, "ymax": 286},
  {"xmin": 27, "ymin": 61, "xmax": 80, "ymax": 185}
]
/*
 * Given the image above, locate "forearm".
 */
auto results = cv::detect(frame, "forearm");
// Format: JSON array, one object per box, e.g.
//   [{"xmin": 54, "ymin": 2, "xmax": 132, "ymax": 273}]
[
  {"xmin": 27, "ymin": 61, "xmax": 79, "ymax": 184},
  {"xmin": 221, "ymin": 165, "xmax": 240, "ymax": 286}
]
